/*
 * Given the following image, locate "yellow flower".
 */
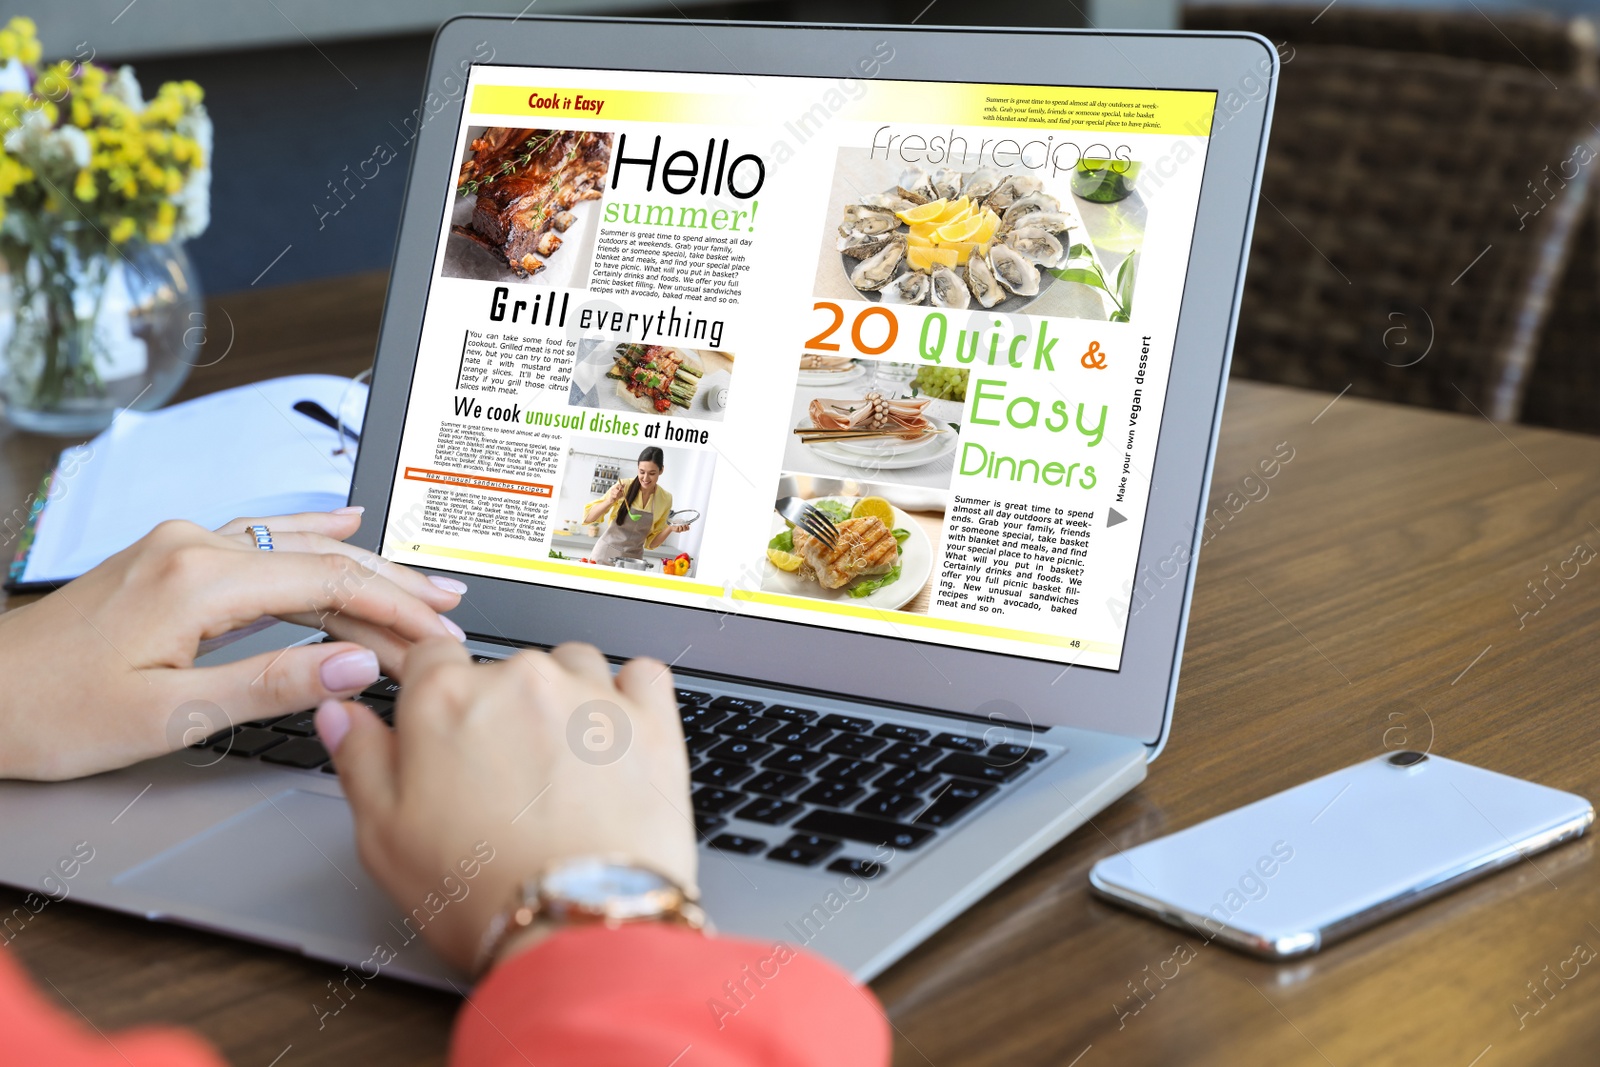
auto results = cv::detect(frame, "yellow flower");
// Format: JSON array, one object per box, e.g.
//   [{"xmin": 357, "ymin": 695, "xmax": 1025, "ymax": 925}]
[
  {"xmin": 73, "ymin": 170, "xmax": 95, "ymax": 201},
  {"xmin": 110, "ymin": 217, "xmax": 137, "ymax": 244}
]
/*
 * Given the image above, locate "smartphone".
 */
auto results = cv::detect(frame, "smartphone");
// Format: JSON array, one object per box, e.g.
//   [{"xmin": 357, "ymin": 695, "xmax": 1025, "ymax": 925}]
[{"xmin": 1089, "ymin": 751, "xmax": 1593, "ymax": 958}]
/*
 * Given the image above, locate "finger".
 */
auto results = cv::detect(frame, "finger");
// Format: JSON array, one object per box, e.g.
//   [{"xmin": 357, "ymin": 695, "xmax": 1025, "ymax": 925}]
[
  {"xmin": 320, "ymin": 698, "xmax": 398, "ymax": 819},
  {"xmin": 292, "ymin": 613, "xmax": 409, "ymax": 676},
  {"xmin": 549, "ymin": 642, "xmax": 613, "ymax": 684},
  {"xmin": 218, "ymin": 530, "xmax": 465, "ymax": 610},
  {"xmin": 614, "ymin": 656, "xmax": 679, "ymax": 726},
  {"xmin": 172, "ymin": 640, "xmax": 382, "ymax": 729},
  {"xmin": 393, "ymin": 638, "xmax": 476, "ymax": 784},
  {"xmin": 181, "ymin": 548, "xmax": 464, "ymax": 645},
  {"xmin": 214, "ymin": 508, "xmax": 364, "ymax": 539}
]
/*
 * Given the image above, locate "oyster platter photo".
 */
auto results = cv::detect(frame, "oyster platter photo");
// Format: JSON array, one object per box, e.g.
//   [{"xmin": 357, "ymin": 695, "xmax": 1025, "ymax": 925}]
[{"xmin": 816, "ymin": 152, "xmax": 1134, "ymax": 321}]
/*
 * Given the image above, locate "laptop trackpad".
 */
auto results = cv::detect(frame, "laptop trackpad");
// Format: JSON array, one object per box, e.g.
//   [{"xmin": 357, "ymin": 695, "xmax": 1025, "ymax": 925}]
[{"xmin": 112, "ymin": 790, "xmax": 414, "ymax": 956}]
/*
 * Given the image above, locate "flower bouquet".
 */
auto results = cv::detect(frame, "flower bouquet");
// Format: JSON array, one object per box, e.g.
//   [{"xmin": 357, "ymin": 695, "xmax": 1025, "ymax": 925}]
[{"xmin": 0, "ymin": 17, "xmax": 213, "ymax": 433}]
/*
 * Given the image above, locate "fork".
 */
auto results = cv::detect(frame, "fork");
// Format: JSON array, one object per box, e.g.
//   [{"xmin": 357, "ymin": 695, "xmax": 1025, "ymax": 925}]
[{"xmin": 775, "ymin": 497, "xmax": 839, "ymax": 549}]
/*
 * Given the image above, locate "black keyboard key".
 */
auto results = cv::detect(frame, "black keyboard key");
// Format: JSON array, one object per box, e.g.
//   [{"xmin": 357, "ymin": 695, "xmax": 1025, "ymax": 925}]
[
  {"xmin": 879, "ymin": 743, "xmax": 940, "ymax": 768},
  {"xmin": 736, "ymin": 797, "xmax": 804, "ymax": 825},
  {"xmin": 260, "ymin": 738, "xmax": 330, "ymax": 769},
  {"xmin": 715, "ymin": 715, "xmax": 780, "ymax": 739},
  {"xmin": 793, "ymin": 810, "xmax": 935, "ymax": 851},
  {"xmin": 744, "ymin": 771, "xmax": 807, "ymax": 798},
  {"xmin": 708, "ymin": 833, "xmax": 766, "ymax": 855},
  {"xmin": 686, "ymin": 732, "xmax": 723, "ymax": 756},
  {"xmin": 817, "ymin": 758, "xmax": 883, "ymax": 785},
  {"xmin": 986, "ymin": 742, "xmax": 1049, "ymax": 765},
  {"xmin": 270, "ymin": 712, "xmax": 319, "ymax": 737},
  {"xmin": 694, "ymin": 813, "xmax": 727, "ymax": 836},
  {"xmin": 357, "ymin": 697, "xmax": 393, "ymax": 720},
  {"xmin": 856, "ymin": 791, "xmax": 919, "ymax": 819},
  {"xmin": 822, "ymin": 734, "xmax": 886, "ymax": 758},
  {"xmin": 933, "ymin": 752, "xmax": 1030, "ymax": 784},
  {"xmin": 321, "ymin": 762, "xmax": 340, "ymax": 774},
  {"xmin": 798, "ymin": 780, "xmax": 865, "ymax": 808},
  {"xmin": 219, "ymin": 728, "xmax": 287, "ymax": 757},
  {"xmin": 710, "ymin": 696, "xmax": 765, "ymax": 715},
  {"xmin": 829, "ymin": 857, "xmax": 888, "ymax": 879},
  {"xmin": 873, "ymin": 723, "xmax": 930, "ymax": 743},
  {"xmin": 707, "ymin": 739, "xmax": 774, "ymax": 763},
  {"xmin": 875, "ymin": 766, "xmax": 941, "ymax": 793},
  {"xmin": 766, "ymin": 723, "xmax": 832, "ymax": 749},
  {"xmin": 363, "ymin": 678, "xmax": 403, "ymax": 699},
  {"xmin": 768, "ymin": 834, "xmax": 841, "ymax": 867},
  {"xmin": 819, "ymin": 713, "xmax": 873, "ymax": 733},
  {"xmin": 914, "ymin": 781, "xmax": 997, "ymax": 827},
  {"xmin": 241, "ymin": 715, "xmax": 288, "ymax": 729},
  {"xmin": 763, "ymin": 747, "xmax": 826, "ymax": 773},
  {"xmin": 691, "ymin": 760, "xmax": 754, "ymax": 787},
  {"xmin": 677, "ymin": 688, "xmax": 711, "ymax": 706},
  {"xmin": 681, "ymin": 706, "xmax": 728, "ymax": 731},
  {"xmin": 764, "ymin": 706, "xmax": 818, "ymax": 724},
  {"xmin": 692, "ymin": 787, "xmax": 746, "ymax": 814},
  {"xmin": 193, "ymin": 725, "xmax": 237, "ymax": 748},
  {"xmin": 931, "ymin": 732, "xmax": 986, "ymax": 753}
]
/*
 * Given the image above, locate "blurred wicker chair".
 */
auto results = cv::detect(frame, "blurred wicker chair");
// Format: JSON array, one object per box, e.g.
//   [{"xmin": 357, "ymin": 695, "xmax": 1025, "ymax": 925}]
[{"xmin": 1182, "ymin": 7, "xmax": 1600, "ymax": 425}]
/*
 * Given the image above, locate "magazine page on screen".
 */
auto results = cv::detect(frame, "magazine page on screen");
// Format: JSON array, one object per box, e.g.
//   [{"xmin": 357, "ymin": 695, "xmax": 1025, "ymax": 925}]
[{"xmin": 382, "ymin": 53, "xmax": 1219, "ymax": 672}]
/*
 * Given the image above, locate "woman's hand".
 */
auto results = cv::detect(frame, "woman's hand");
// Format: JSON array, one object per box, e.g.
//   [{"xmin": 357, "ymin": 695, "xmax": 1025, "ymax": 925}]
[
  {"xmin": 606, "ymin": 481, "xmax": 627, "ymax": 503},
  {"xmin": 0, "ymin": 509, "xmax": 465, "ymax": 781},
  {"xmin": 320, "ymin": 639, "xmax": 696, "ymax": 974},
  {"xmin": 666, "ymin": 523, "xmax": 691, "ymax": 535}
]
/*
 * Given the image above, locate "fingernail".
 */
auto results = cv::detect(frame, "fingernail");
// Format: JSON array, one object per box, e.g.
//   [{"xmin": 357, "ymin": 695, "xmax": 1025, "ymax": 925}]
[
  {"xmin": 441, "ymin": 615, "xmax": 467, "ymax": 641},
  {"xmin": 333, "ymin": 505, "xmax": 365, "ymax": 515},
  {"xmin": 320, "ymin": 647, "xmax": 380, "ymax": 692},
  {"xmin": 315, "ymin": 699, "xmax": 352, "ymax": 754},
  {"xmin": 428, "ymin": 574, "xmax": 468, "ymax": 595}
]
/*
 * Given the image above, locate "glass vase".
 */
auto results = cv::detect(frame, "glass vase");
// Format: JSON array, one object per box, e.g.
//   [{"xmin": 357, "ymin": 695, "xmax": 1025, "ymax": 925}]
[{"xmin": 0, "ymin": 228, "xmax": 201, "ymax": 436}]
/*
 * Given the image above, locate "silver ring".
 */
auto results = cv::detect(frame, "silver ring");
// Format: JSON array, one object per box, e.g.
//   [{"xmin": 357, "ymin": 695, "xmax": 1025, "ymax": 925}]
[{"xmin": 249, "ymin": 524, "xmax": 274, "ymax": 551}]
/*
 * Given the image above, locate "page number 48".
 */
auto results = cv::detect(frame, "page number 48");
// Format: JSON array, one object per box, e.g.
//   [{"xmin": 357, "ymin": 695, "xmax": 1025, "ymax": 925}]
[{"xmin": 805, "ymin": 301, "xmax": 899, "ymax": 355}]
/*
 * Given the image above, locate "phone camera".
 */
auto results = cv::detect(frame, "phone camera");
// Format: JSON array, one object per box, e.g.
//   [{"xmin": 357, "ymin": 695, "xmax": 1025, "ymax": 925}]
[{"xmin": 1387, "ymin": 750, "xmax": 1428, "ymax": 767}]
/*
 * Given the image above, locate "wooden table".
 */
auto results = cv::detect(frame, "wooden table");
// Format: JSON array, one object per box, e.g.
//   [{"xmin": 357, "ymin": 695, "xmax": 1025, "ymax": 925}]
[{"xmin": 4, "ymin": 272, "xmax": 1599, "ymax": 1066}]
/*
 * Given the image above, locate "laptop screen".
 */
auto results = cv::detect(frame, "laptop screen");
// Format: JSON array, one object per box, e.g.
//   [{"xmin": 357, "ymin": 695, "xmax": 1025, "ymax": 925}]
[{"xmin": 382, "ymin": 59, "xmax": 1218, "ymax": 673}]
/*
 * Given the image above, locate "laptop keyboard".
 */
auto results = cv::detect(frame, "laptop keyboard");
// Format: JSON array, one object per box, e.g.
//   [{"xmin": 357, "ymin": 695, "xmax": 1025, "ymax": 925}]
[{"xmin": 196, "ymin": 655, "xmax": 1054, "ymax": 879}]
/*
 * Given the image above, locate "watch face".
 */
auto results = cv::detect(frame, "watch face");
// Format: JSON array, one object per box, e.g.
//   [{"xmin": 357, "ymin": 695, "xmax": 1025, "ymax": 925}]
[{"xmin": 546, "ymin": 861, "xmax": 669, "ymax": 907}]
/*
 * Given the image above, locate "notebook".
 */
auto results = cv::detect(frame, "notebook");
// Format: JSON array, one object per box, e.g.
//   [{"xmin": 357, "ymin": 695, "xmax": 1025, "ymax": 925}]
[{"xmin": 5, "ymin": 375, "xmax": 365, "ymax": 591}]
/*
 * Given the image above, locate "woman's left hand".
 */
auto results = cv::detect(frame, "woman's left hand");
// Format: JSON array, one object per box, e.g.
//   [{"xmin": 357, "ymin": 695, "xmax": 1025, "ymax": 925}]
[
  {"xmin": 666, "ymin": 524, "xmax": 691, "ymax": 535},
  {"xmin": 0, "ymin": 508, "xmax": 466, "ymax": 781}
]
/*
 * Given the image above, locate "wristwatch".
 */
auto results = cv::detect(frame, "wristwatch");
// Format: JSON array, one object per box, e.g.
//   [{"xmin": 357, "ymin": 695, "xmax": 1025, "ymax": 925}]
[{"xmin": 473, "ymin": 856, "xmax": 706, "ymax": 976}]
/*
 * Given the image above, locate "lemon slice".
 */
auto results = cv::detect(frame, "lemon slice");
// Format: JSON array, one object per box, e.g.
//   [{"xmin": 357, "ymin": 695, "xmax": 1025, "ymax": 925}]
[
  {"xmin": 907, "ymin": 244, "xmax": 959, "ymax": 271},
  {"xmin": 936, "ymin": 215, "xmax": 986, "ymax": 243},
  {"xmin": 933, "ymin": 196, "xmax": 972, "ymax": 223},
  {"xmin": 766, "ymin": 547, "xmax": 804, "ymax": 572},
  {"xmin": 971, "ymin": 208, "xmax": 1001, "ymax": 243},
  {"xmin": 896, "ymin": 199, "xmax": 948, "ymax": 225},
  {"xmin": 851, "ymin": 496, "xmax": 895, "ymax": 527}
]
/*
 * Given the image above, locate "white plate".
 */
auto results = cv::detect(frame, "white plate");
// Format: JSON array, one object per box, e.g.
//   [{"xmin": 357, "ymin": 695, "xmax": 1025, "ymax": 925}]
[
  {"xmin": 798, "ymin": 363, "xmax": 866, "ymax": 387},
  {"xmin": 763, "ymin": 499, "xmax": 932, "ymax": 612},
  {"xmin": 804, "ymin": 427, "xmax": 958, "ymax": 471}
]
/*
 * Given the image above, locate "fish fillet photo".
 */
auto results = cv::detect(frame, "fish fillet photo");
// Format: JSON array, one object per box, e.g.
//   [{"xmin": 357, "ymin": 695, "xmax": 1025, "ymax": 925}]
[
  {"xmin": 443, "ymin": 126, "xmax": 614, "ymax": 285},
  {"xmin": 762, "ymin": 473, "xmax": 945, "ymax": 614}
]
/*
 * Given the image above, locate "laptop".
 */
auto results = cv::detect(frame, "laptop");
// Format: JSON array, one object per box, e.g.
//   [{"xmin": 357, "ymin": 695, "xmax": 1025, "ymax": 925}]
[{"xmin": 0, "ymin": 16, "xmax": 1275, "ymax": 989}]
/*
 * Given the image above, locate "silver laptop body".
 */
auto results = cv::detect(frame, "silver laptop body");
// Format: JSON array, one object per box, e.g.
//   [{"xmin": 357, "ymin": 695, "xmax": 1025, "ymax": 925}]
[{"xmin": 0, "ymin": 17, "xmax": 1274, "ymax": 989}]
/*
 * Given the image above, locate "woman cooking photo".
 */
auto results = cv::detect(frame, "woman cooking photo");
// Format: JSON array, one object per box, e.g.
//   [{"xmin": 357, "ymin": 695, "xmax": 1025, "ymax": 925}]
[{"xmin": 584, "ymin": 447, "xmax": 692, "ymax": 565}]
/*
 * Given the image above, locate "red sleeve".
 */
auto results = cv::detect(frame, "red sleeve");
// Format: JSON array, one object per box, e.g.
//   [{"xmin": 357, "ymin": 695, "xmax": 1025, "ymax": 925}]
[
  {"xmin": 450, "ymin": 925, "xmax": 891, "ymax": 1067},
  {"xmin": 0, "ymin": 945, "xmax": 224, "ymax": 1067}
]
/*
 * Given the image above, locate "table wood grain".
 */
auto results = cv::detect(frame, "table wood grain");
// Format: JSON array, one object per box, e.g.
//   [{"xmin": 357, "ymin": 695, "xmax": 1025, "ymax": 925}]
[{"xmin": 4, "ymin": 272, "xmax": 1599, "ymax": 1066}]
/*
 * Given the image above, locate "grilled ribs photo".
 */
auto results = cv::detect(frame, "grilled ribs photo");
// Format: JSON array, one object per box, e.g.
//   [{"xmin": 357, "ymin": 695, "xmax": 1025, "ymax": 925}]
[{"xmin": 453, "ymin": 128, "xmax": 613, "ymax": 276}]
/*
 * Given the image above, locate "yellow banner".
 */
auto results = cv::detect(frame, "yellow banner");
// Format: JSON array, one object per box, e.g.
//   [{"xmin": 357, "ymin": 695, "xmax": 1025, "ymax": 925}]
[
  {"xmin": 470, "ymin": 80, "xmax": 1214, "ymax": 136},
  {"xmin": 413, "ymin": 543, "xmax": 724, "ymax": 598}
]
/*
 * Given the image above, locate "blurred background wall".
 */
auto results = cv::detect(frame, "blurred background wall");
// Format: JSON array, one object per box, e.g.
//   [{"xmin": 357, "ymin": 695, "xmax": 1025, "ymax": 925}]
[{"xmin": 26, "ymin": 0, "xmax": 1600, "ymax": 432}]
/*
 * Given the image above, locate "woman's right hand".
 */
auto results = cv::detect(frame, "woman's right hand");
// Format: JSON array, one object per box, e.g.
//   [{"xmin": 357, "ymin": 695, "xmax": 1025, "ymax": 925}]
[
  {"xmin": 605, "ymin": 480, "xmax": 627, "ymax": 503},
  {"xmin": 319, "ymin": 640, "xmax": 697, "ymax": 975}
]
